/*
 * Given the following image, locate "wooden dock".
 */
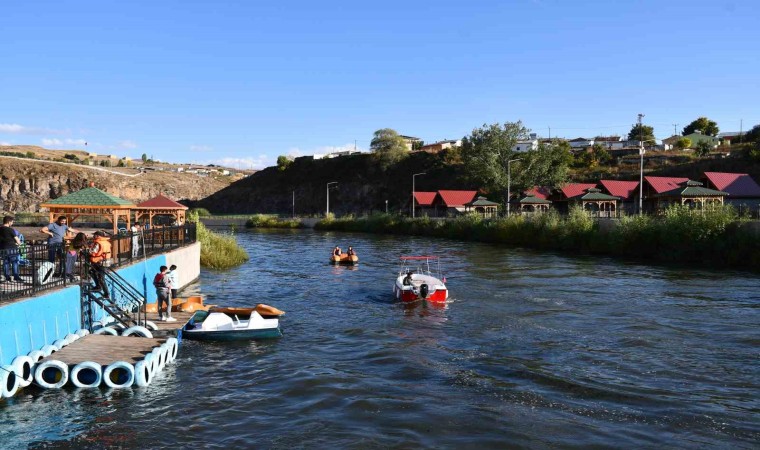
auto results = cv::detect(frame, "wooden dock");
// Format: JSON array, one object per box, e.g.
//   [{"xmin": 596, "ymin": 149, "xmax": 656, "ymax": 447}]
[
  {"xmin": 39, "ymin": 334, "xmax": 166, "ymax": 366},
  {"xmin": 144, "ymin": 310, "xmax": 194, "ymax": 337}
]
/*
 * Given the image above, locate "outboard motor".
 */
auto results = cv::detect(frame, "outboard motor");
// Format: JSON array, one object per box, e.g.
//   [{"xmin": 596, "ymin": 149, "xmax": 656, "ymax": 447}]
[{"xmin": 419, "ymin": 283, "xmax": 429, "ymax": 299}]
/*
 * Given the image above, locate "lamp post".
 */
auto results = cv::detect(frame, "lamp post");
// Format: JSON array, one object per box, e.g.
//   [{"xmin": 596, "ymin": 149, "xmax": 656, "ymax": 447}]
[
  {"xmin": 326, "ymin": 182, "xmax": 338, "ymax": 217},
  {"xmin": 412, "ymin": 172, "xmax": 426, "ymax": 218},
  {"xmin": 507, "ymin": 158, "xmax": 521, "ymax": 216},
  {"xmin": 638, "ymin": 113, "xmax": 645, "ymax": 215},
  {"xmin": 385, "ymin": 199, "xmax": 388, "ymax": 214},
  {"xmin": 292, "ymin": 190, "xmax": 295, "ymax": 219}
]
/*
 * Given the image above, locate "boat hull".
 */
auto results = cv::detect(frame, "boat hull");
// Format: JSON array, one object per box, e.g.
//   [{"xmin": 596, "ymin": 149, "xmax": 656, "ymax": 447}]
[
  {"xmin": 393, "ymin": 274, "xmax": 448, "ymax": 303},
  {"xmin": 183, "ymin": 327, "xmax": 282, "ymax": 341},
  {"xmin": 330, "ymin": 254, "xmax": 358, "ymax": 265}
]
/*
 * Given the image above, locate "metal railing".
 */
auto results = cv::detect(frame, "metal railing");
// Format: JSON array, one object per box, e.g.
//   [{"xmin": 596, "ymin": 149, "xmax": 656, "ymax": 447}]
[{"xmin": 0, "ymin": 224, "xmax": 196, "ymax": 304}]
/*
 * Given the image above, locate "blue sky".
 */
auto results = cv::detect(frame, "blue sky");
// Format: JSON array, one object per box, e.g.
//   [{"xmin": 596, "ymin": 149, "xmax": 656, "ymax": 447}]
[{"xmin": 1, "ymin": 0, "xmax": 758, "ymax": 168}]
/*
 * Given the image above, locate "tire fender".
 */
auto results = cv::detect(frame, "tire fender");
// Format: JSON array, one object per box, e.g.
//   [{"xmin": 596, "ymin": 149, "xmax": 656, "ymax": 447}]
[
  {"xmin": 93, "ymin": 327, "xmax": 118, "ymax": 336},
  {"xmin": 1, "ymin": 364, "xmax": 21, "ymax": 398},
  {"xmin": 64, "ymin": 333, "xmax": 80, "ymax": 345},
  {"xmin": 122, "ymin": 326, "xmax": 153, "ymax": 339},
  {"xmin": 53, "ymin": 339, "xmax": 68, "ymax": 350},
  {"xmin": 76, "ymin": 329, "xmax": 90, "ymax": 337},
  {"xmin": 103, "ymin": 361, "xmax": 135, "ymax": 388},
  {"xmin": 27, "ymin": 350, "xmax": 45, "ymax": 363},
  {"xmin": 41, "ymin": 344, "xmax": 58, "ymax": 357},
  {"xmin": 11, "ymin": 355, "xmax": 34, "ymax": 388},
  {"xmin": 70, "ymin": 361, "xmax": 102, "ymax": 388},
  {"xmin": 34, "ymin": 360, "xmax": 69, "ymax": 389},
  {"xmin": 134, "ymin": 360, "xmax": 152, "ymax": 387},
  {"xmin": 165, "ymin": 337, "xmax": 179, "ymax": 362}
]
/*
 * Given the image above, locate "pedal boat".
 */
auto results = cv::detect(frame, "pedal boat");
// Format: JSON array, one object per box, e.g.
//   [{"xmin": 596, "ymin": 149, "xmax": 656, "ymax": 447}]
[{"xmin": 183, "ymin": 308, "xmax": 282, "ymax": 341}]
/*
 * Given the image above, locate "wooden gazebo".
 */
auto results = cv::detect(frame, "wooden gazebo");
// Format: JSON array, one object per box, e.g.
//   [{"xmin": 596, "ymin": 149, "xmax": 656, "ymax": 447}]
[
  {"xmin": 654, "ymin": 180, "xmax": 728, "ymax": 209},
  {"xmin": 577, "ymin": 188, "xmax": 620, "ymax": 218},
  {"xmin": 40, "ymin": 187, "xmax": 134, "ymax": 234},
  {"xmin": 518, "ymin": 195, "xmax": 552, "ymax": 214},
  {"xmin": 464, "ymin": 196, "xmax": 499, "ymax": 218},
  {"xmin": 134, "ymin": 194, "xmax": 188, "ymax": 228}
]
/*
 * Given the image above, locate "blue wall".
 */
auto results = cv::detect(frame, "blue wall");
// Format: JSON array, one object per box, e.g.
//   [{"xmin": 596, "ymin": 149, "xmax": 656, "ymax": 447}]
[{"xmin": 0, "ymin": 253, "xmax": 168, "ymax": 366}]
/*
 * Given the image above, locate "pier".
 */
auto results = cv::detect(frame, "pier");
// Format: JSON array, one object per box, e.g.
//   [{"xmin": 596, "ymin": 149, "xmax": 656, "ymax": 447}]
[{"xmin": 39, "ymin": 334, "xmax": 167, "ymax": 367}]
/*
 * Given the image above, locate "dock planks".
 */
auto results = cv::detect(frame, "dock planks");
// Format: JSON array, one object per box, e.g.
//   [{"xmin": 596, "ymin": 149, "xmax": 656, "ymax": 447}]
[{"xmin": 40, "ymin": 334, "xmax": 166, "ymax": 366}]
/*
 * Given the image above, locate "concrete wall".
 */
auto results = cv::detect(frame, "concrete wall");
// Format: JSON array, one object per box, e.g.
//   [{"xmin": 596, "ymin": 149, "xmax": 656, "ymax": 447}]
[{"xmin": 0, "ymin": 242, "xmax": 201, "ymax": 365}]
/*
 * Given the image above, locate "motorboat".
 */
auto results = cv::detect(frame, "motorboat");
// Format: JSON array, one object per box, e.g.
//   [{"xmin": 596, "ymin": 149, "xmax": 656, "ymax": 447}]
[
  {"xmin": 393, "ymin": 256, "xmax": 448, "ymax": 303},
  {"xmin": 183, "ymin": 305, "xmax": 283, "ymax": 341},
  {"xmin": 330, "ymin": 253, "xmax": 359, "ymax": 265}
]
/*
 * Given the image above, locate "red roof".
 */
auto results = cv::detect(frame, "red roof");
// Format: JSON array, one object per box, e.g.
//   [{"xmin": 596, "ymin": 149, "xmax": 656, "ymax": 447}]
[
  {"xmin": 645, "ymin": 176, "xmax": 689, "ymax": 194},
  {"xmin": 413, "ymin": 192, "xmax": 437, "ymax": 206},
  {"xmin": 526, "ymin": 186, "xmax": 552, "ymax": 200},
  {"xmin": 136, "ymin": 194, "xmax": 188, "ymax": 209},
  {"xmin": 599, "ymin": 180, "xmax": 639, "ymax": 200},
  {"xmin": 703, "ymin": 172, "xmax": 760, "ymax": 197},
  {"xmin": 560, "ymin": 183, "xmax": 597, "ymax": 199},
  {"xmin": 435, "ymin": 190, "xmax": 478, "ymax": 207}
]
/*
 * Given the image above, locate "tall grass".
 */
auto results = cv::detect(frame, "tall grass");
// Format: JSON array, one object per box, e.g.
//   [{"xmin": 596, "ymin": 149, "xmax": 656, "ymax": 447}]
[
  {"xmin": 245, "ymin": 214, "xmax": 304, "ymax": 228},
  {"xmin": 190, "ymin": 213, "xmax": 249, "ymax": 269},
  {"xmin": 315, "ymin": 205, "xmax": 760, "ymax": 271}
]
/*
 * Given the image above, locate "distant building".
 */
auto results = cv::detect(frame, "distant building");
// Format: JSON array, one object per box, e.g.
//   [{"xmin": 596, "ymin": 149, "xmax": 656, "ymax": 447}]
[
  {"xmin": 718, "ymin": 131, "xmax": 742, "ymax": 146},
  {"xmin": 400, "ymin": 135, "xmax": 422, "ymax": 151},
  {"xmin": 569, "ymin": 137, "xmax": 594, "ymax": 149},
  {"xmin": 108, "ymin": 154, "xmax": 119, "ymax": 159},
  {"xmin": 682, "ymin": 131, "xmax": 719, "ymax": 148},
  {"xmin": 417, "ymin": 140, "xmax": 461, "ymax": 154}
]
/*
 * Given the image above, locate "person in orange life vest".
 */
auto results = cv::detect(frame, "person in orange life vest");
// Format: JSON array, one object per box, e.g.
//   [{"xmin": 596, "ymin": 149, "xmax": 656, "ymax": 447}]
[{"xmin": 89, "ymin": 231, "xmax": 112, "ymax": 299}]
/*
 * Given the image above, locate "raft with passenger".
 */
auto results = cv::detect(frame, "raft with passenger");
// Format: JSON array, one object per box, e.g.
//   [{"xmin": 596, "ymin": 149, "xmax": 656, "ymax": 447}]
[{"xmin": 330, "ymin": 253, "xmax": 359, "ymax": 265}]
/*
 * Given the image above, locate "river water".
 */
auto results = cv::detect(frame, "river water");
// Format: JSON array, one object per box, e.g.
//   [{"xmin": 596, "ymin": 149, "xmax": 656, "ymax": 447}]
[{"xmin": 1, "ymin": 229, "xmax": 758, "ymax": 449}]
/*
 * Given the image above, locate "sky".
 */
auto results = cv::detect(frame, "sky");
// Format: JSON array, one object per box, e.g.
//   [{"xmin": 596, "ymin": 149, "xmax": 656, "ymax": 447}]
[{"xmin": 1, "ymin": 0, "xmax": 759, "ymax": 169}]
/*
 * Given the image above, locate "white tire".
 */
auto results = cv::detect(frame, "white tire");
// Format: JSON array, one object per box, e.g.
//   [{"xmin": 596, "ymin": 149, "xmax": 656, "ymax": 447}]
[
  {"xmin": 122, "ymin": 326, "xmax": 153, "ymax": 339},
  {"xmin": 76, "ymin": 329, "xmax": 90, "ymax": 337},
  {"xmin": 93, "ymin": 327, "xmax": 118, "ymax": 336},
  {"xmin": 138, "ymin": 320, "xmax": 159, "ymax": 331},
  {"xmin": 53, "ymin": 339, "xmax": 67, "ymax": 350},
  {"xmin": 12, "ymin": 356, "xmax": 34, "ymax": 388},
  {"xmin": 64, "ymin": 333, "xmax": 80, "ymax": 345},
  {"xmin": 143, "ymin": 353, "xmax": 157, "ymax": 378},
  {"xmin": 70, "ymin": 361, "xmax": 102, "ymax": 388},
  {"xmin": 112, "ymin": 323, "xmax": 128, "ymax": 331},
  {"xmin": 165, "ymin": 338, "xmax": 179, "ymax": 362},
  {"xmin": 41, "ymin": 344, "xmax": 58, "ymax": 357},
  {"xmin": 134, "ymin": 360, "xmax": 152, "ymax": 387},
  {"xmin": 103, "ymin": 361, "xmax": 134, "ymax": 389},
  {"xmin": 1, "ymin": 364, "xmax": 21, "ymax": 398},
  {"xmin": 34, "ymin": 360, "xmax": 69, "ymax": 389},
  {"xmin": 27, "ymin": 350, "xmax": 45, "ymax": 363}
]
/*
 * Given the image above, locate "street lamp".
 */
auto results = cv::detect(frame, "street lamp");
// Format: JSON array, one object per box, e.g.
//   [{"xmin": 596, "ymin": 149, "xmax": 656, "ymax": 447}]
[
  {"xmin": 385, "ymin": 199, "xmax": 388, "ymax": 214},
  {"xmin": 638, "ymin": 113, "xmax": 645, "ymax": 215},
  {"xmin": 507, "ymin": 158, "xmax": 521, "ymax": 216},
  {"xmin": 412, "ymin": 172, "xmax": 426, "ymax": 218},
  {"xmin": 326, "ymin": 182, "xmax": 338, "ymax": 216}
]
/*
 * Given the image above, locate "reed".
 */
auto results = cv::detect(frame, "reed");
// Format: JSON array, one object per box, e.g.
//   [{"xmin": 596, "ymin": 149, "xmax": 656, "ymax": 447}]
[
  {"xmin": 190, "ymin": 213, "xmax": 249, "ymax": 269},
  {"xmin": 245, "ymin": 214, "xmax": 304, "ymax": 229}
]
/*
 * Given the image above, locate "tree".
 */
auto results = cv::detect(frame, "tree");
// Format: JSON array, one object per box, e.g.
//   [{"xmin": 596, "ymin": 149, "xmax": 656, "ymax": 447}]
[
  {"xmin": 695, "ymin": 140, "xmax": 712, "ymax": 157},
  {"xmin": 412, "ymin": 140, "xmax": 424, "ymax": 151},
  {"xmin": 513, "ymin": 140, "xmax": 572, "ymax": 192},
  {"xmin": 370, "ymin": 128, "xmax": 409, "ymax": 169},
  {"xmin": 674, "ymin": 137, "xmax": 692, "ymax": 150},
  {"xmin": 628, "ymin": 123, "xmax": 655, "ymax": 144},
  {"xmin": 141, "ymin": 153, "xmax": 148, "ymax": 163},
  {"xmin": 591, "ymin": 143, "xmax": 611, "ymax": 165},
  {"xmin": 276, "ymin": 155, "xmax": 292, "ymax": 171},
  {"xmin": 683, "ymin": 117, "xmax": 719, "ymax": 137},
  {"xmin": 744, "ymin": 124, "xmax": 760, "ymax": 143}
]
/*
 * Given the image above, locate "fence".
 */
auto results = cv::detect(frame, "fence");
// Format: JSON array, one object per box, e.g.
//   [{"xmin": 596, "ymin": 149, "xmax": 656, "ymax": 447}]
[{"xmin": 0, "ymin": 224, "xmax": 196, "ymax": 304}]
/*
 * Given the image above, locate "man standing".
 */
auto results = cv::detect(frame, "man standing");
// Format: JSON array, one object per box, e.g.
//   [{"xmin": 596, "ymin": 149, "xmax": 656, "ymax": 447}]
[
  {"xmin": 167, "ymin": 264, "xmax": 179, "ymax": 300},
  {"xmin": 0, "ymin": 216, "xmax": 23, "ymax": 283},
  {"xmin": 153, "ymin": 266, "xmax": 176, "ymax": 322},
  {"xmin": 130, "ymin": 223, "xmax": 141, "ymax": 258},
  {"xmin": 40, "ymin": 216, "xmax": 78, "ymax": 277}
]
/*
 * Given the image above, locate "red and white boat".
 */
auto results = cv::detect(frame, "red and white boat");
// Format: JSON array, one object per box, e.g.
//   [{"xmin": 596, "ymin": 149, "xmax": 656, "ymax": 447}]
[{"xmin": 393, "ymin": 256, "xmax": 448, "ymax": 303}]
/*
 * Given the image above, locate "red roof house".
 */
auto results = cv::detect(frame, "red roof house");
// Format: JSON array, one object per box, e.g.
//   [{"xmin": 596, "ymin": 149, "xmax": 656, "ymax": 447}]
[
  {"xmin": 434, "ymin": 190, "xmax": 478, "ymax": 207},
  {"xmin": 413, "ymin": 191, "xmax": 437, "ymax": 206},
  {"xmin": 134, "ymin": 194, "xmax": 188, "ymax": 228},
  {"xmin": 702, "ymin": 172, "xmax": 760, "ymax": 198},
  {"xmin": 557, "ymin": 183, "xmax": 598, "ymax": 200},
  {"xmin": 525, "ymin": 186, "xmax": 553, "ymax": 200},
  {"xmin": 599, "ymin": 180, "xmax": 639, "ymax": 200},
  {"xmin": 644, "ymin": 176, "xmax": 689, "ymax": 194},
  {"xmin": 136, "ymin": 194, "xmax": 188, "ymax": 209}
]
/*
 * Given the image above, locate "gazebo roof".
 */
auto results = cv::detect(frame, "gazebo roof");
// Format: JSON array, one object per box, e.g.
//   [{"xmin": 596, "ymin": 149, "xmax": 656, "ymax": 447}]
[
  {"xmin": 519, "ymin": 195, "xmax": 552, "ymax": 204},
  {"xmin": 136, "ymin": 194, "xmax": 188, "ymax": 210},
  {"xmin": 656, "ymin": 180, "xmax": 729, "ymax": 198},
  {"xmin": 580, "ymin": 188, "xmax": 620, "ymax": 201},
  {"xmin": 41, "ymin": 187, "xmax": 134, "ymax": 208},
  {"xmin": 465, "ymin": 196, "xmax": 500, "ymax": 207}
]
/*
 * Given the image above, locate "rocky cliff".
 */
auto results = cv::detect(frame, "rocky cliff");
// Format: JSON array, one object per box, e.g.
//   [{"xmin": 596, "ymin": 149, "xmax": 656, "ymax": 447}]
[{"xmin": 0, "ymin": 156, "xmax": 230, "ymax": 213}]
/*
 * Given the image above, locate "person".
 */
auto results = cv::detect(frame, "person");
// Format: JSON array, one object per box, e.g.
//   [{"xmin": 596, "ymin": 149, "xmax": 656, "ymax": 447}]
[
  {"xmin": 346, "ymin": 246, "xmax": 356, "ymax": 257},
  {"xmin": 333, "ymin": 246, "xmax": 341, "ymax": 257},
  {"xmin": 88, "ymin": 231, "xmax": 111, "ymax": 299},
  {"xmin": 403, "ymin": 271, "xmax": 414, "ymax": 286},
  {"xmin": 153, "ymin": 266, "xmax": 175, "ymax": 322},
  {"xmin": 0, "ymin": 216, "xmax": 23, "ymax": 283},
  {"xmin": 40, "ymin": 216, "xmax": 78, "ymax": 276},
  {"xmin": 167, "ymin": 264, "xmax": 179, "ymax": 300},
  {"xmin": 130, "ymin": 223, "xmax": 141, "ymax": 258},
  {"xmin": 66, "ymin": 232, "xmax": 88, "ymax": 283}
]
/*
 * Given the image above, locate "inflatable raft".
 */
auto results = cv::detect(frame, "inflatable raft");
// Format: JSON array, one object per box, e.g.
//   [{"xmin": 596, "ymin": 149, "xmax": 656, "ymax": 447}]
[{"xmin": 330, "ymin": 253, "xmax": 359, "ymax": 265}]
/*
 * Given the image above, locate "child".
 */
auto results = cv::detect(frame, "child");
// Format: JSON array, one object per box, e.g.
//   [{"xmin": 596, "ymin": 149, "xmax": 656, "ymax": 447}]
[
  {"xmin": 167, "ymin": 265, "xmax": 179, "ymax": 300},
  {"xmin": 153, "ymin": 266, "xmax": 175, "ymax": 322}
]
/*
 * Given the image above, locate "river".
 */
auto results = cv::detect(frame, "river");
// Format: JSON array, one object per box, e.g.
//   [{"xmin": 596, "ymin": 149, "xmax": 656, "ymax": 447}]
[{"xmin": 1, "ymin": 229, "xmax": 758, "ymax": 449}]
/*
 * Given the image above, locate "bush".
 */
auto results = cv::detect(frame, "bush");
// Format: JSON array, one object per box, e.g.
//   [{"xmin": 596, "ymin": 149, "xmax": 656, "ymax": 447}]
[
  {"xmin": 188, "ymin": 212, "xmax": 248, "ymax": 269},
  {"xmin": 189, "ymin": 207, "xmax": 211, "ymax": 218},
  {"xmin": 245, "ymin": 214, "xmax": 303, "ymax": 228}
]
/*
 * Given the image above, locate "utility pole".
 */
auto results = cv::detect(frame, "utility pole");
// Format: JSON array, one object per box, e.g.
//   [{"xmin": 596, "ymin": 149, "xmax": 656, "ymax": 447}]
[
  {"xmin": 673, "ymin": 124, "xmax": 678, "ymax": 136},
  {"xmin": 638, "ymin": 114, "xmax": 645, "ymax": 216},
  {"xmin": 507, "ymin": 158, "xmax": 521, "ymax": 217},
  {"xmin": 740, "ymin": 119, "xmax": 743, "ymax": 143},
  {"xmin": 412, "ymin": 172, "xmax": 426, "ymax": 218},
  {"xmin": 548, "ymin": 126, "xmax": 551, "ymax": 140},
  {"xmin": 292, "ymin": 190, "xmax": 295, "ymax": 219}
]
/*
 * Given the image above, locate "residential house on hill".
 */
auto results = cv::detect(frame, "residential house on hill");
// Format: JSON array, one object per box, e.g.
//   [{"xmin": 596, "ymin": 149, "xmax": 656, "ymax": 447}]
[
  {"xmin": 417, "ymin": 140, "xmax": 461, "ymax": 154},
  {"xmin": 513, "ymin": 133, "xmax": 539, "ymax": 152},
  {"xmin": 682, "ymin": 131, "xmax": 719, "ymax": 148},
  {"xmin": 717, "ymin": 132, "xmax": 743, "ymax": 146},
  {"xmin": 569, "ymin": 138, "xmax": 594, "ymax": 149},
  {"xmin": 400, "ymin": 135, "xmax": 423, "ymax": 151}
]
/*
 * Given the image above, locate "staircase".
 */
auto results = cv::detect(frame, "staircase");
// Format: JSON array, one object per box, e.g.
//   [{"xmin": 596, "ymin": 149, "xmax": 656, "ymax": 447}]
[{"xmin": 80, "ymin": 260, "xmax": 147, "ymax": 332}]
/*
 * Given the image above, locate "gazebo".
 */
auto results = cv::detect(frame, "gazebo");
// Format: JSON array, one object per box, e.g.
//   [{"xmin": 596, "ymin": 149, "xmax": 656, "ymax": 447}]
[
  {"xmin": 40, "ymin": 187, "xmax": 134, "ymax": 234},
  {"xmin": 518, "ymin": 195, "xmax": 552, "ymax": 214},
  {"xmin": 133, "ymin": 194, "xmax": 188, "ymax": 228},
  {"xmin": 577, "ymin": 188, "xmax": 620, "ymax": 218},
  {"xmin": 464, "ymin": 196, "xmax": 500, "ymax": 218},
  {"xmin": 654, "ymin": 180, "xmax": 728, "ymax": 209}
]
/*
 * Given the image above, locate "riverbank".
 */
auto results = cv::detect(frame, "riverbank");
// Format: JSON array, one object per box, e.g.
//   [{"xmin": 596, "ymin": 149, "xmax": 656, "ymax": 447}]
[
  {"xmin": 193, "ymin": 217, "xmax": 249, "ymax": 269},
  {"xmin": 314, "ymin": 206, "xmax": 760, "ymax": 272}
]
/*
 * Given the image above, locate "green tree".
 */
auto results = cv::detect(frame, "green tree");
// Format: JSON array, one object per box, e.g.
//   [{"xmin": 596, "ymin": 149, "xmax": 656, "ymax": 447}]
[
  {"xmin": 628, "ymin": 123, "xmax": 656, "ymax": 144},
  {"xmin": 591, "ymin": 143, "xmax": 611, "ymax": 165},
  {"xmin": 674, "ymin": 137, "xmax": 692, "ymax": 150},
  {"xmin": 412, "ymin": 140, "xmax": 424, "ymax": 151},
  {"xmin": 370, "ymin": 128, "xmax": 409, "ymax": 169},
  {"xmin": 695, "ymin": 140, "xmax": 712, "ymax": 157},
  {"xmin": 141, "ymin": 153, "xmax": 148, "ymax": 163},
  {"xmin": 683, "ymin": 117, "xmax": 719, "ymax": 137},
  {"xmin": 512, "ymin": 140, "xmax": 572, "ymax": 192},
  {"xmin": 276, "ymin": 155, "xmax": 292, "ymax": 171},
  {"xmin": 744, "ymin": 124, "xmax": 760, "ymax": 143}
]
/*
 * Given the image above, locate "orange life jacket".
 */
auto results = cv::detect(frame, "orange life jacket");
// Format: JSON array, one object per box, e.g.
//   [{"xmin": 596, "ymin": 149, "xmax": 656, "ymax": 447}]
[{"xmin": 90, "ymin": 236, "xmax": 112, "ymax": 263}]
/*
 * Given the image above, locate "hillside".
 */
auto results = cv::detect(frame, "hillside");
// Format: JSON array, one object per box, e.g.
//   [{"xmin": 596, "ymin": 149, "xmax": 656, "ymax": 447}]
[
  {"xmin": 193, "ymin": 148, "xmax": 760, "ymax": 215},
  {"xmin": 0, "ymin": 156, "xmax": 231, "ymax": 213}
]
